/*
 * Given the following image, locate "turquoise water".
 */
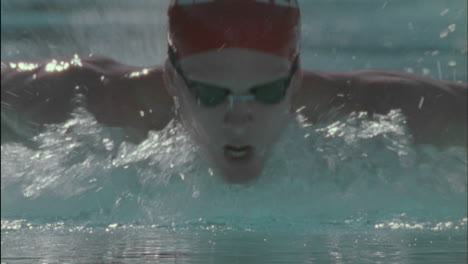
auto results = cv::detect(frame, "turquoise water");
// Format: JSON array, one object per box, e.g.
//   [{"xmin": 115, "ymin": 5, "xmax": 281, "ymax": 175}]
[
  {"xmin": 2, "ymin": 223, "xmax": 466, "ymax": 263},
  {"xmin": 1, "ymin": 0, "xmax": 467, "ymax": 263}
]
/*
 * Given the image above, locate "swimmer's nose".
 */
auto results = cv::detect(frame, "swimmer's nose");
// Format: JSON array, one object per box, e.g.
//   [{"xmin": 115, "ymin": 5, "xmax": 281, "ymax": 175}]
[{"xmin": 223, "ymin": 100, "xmax": 253, "ymax": 131}]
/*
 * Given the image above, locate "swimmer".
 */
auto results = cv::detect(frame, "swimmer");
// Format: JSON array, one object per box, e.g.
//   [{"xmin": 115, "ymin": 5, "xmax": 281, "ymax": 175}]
[{"xmin": 2, "ymin": 0, "xmax": 467, "ymax": 183}]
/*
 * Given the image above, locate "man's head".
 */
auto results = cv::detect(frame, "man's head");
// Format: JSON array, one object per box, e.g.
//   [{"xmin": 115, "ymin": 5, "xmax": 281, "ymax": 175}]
[{"xmin": 164, "ymin": 0, "xmax": 301, "ymax": 183}]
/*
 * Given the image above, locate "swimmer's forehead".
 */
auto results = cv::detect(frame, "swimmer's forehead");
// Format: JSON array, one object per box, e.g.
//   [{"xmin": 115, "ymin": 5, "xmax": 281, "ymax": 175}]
[{"xmin": 178, "ymin": 48, "xmax": 292, "ymax": 87}]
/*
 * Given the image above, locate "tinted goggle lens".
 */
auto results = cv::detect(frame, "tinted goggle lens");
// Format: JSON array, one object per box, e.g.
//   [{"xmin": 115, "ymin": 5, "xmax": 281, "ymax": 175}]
[
  {"xmin": 191, "ymin": 83, "xmax": 230, "ymax": 107},
  {"xmin": 189, "ymin": 80, "xmax": 288, "ymax": 106},
  {"xmin": 252, "ymin": 81, "xmax": 288, "ymax": 104},
  {"xmin": 169, "ymin": 47, "xmax": 298, "ymax": 107}
]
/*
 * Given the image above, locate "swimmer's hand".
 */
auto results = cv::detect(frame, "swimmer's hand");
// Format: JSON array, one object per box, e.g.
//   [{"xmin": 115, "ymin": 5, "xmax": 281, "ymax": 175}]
[
  {"xmin": 1, "ymin": 55, "xmax": 173, "ymax": 143},
  {"xmin": 298, "ymin": 69, "xmax": 467, "ymax": 147}
]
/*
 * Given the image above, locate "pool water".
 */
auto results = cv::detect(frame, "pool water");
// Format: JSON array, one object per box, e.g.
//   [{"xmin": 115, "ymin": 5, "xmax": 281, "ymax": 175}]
[
  {"xmin": 2, "ymin": 223, "xmax": 466, "ymax": 264},
  {"xmin": 1, "ymin": 0, "xmax": 467, "ymax": 263}
]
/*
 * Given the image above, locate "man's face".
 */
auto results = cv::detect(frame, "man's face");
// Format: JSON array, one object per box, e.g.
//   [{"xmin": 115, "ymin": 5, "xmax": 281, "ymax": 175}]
[{"xmin": 165, "ymin": 48, "xmax": 300, "ymax": 183}]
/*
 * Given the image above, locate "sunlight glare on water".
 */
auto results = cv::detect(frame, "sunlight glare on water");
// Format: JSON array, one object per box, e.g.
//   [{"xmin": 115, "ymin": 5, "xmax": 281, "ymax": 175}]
[{"xmin": 1, "ymin": 107, "xmax": 466, "ymax": 229}]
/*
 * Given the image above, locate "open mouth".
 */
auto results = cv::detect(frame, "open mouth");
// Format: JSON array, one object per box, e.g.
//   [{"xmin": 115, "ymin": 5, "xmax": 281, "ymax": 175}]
[{"xmin": 224, "ymin": 145, "xmax": 254, "ymax": 161}]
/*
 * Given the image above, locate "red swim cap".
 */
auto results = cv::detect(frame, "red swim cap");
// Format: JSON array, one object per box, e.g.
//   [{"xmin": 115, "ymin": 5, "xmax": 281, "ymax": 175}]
[{"xmin": 168, "ymin": 0, "xmax": 300, "ymax": 60}]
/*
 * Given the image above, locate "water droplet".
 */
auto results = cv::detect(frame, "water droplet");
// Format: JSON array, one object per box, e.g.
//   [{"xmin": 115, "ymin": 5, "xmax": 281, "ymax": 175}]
[
  {"xmin": 439, "ymin": 29, "xmax": 449, "ymax": 38},
  {"xmin": 418, "ymin": 97, "xmax": 425, "ymax": 109},
  {"xmin": 102, "ymin": 138, "xmax": 114, "ymax": 151},
  {"xmin": 192, "ymin": 188, "xmax": 200, "ymax": 198},
  {"xmin": 448, "ymin": 24, "xmax": 456, "ymax": 32},
  {"xmin": 448, "ymin": 61, "xmax": 457, "ymax": 67}
]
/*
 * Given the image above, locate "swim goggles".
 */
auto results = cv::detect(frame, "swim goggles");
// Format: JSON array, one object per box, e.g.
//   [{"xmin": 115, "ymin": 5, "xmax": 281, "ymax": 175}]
[{"xmin": 168, "ymin": 46, "xmax": 299, "ymax": 107}]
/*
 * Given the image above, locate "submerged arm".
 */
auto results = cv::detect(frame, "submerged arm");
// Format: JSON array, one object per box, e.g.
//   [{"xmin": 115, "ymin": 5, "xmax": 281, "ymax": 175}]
[
  {"xmin": 298, "ymin": 69, "xmax": 467, "ymax": 147},
  {"xmin": 1, "ymin": 55, "xmax": 173, "ymax": 142}
]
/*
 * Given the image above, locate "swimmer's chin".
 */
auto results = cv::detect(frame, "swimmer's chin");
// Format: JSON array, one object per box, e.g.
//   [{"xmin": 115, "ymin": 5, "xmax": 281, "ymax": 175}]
[{"xmin": 219, "ymin": 169, "xmax": 263, "ymax": 184}]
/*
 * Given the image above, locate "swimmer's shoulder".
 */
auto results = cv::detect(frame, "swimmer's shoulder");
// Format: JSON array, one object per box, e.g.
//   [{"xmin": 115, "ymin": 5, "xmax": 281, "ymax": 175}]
[
  {"xmin": 295, "ymin": 69, "xmax": 355, "ymax": 121},
  {"xmin": 75, "ymin": 55, "xmax": 175, "ymax": 131},
  {"xmin": 299, "ymin": 68, "xmax": 467, "ymax": 114},
  {"xmin": 298, "ymin": 68, "xmax": 467, "ymax": 147},
  {"xmin": 1, "ymin": 55, "xmax": 174, "ymax": 141}
]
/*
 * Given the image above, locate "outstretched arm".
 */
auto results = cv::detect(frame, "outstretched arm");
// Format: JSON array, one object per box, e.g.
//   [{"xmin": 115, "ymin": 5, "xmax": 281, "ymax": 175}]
[
  {"xmin": 297, "ymin": 69, "xmax": 467, "ymax": 147},
  {"xmin": 1, "ymin": 55, "xmax": 174, "ymax": 142}
]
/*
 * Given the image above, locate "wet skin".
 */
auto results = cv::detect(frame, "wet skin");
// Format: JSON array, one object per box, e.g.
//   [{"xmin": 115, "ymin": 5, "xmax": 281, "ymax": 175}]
[
  {"xmin": 164, "ymin": 49, "xmax": 299, "ymax": 182},
  {"xmin": 1, "ymin": 49, "xmax": 467, "ymax": 182}
]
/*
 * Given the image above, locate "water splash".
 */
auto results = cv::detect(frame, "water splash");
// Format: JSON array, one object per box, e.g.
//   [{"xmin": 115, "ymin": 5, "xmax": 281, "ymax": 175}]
[{"xmin": 1, "ymin": 107, "xmax": 466, "ymax": 229}]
